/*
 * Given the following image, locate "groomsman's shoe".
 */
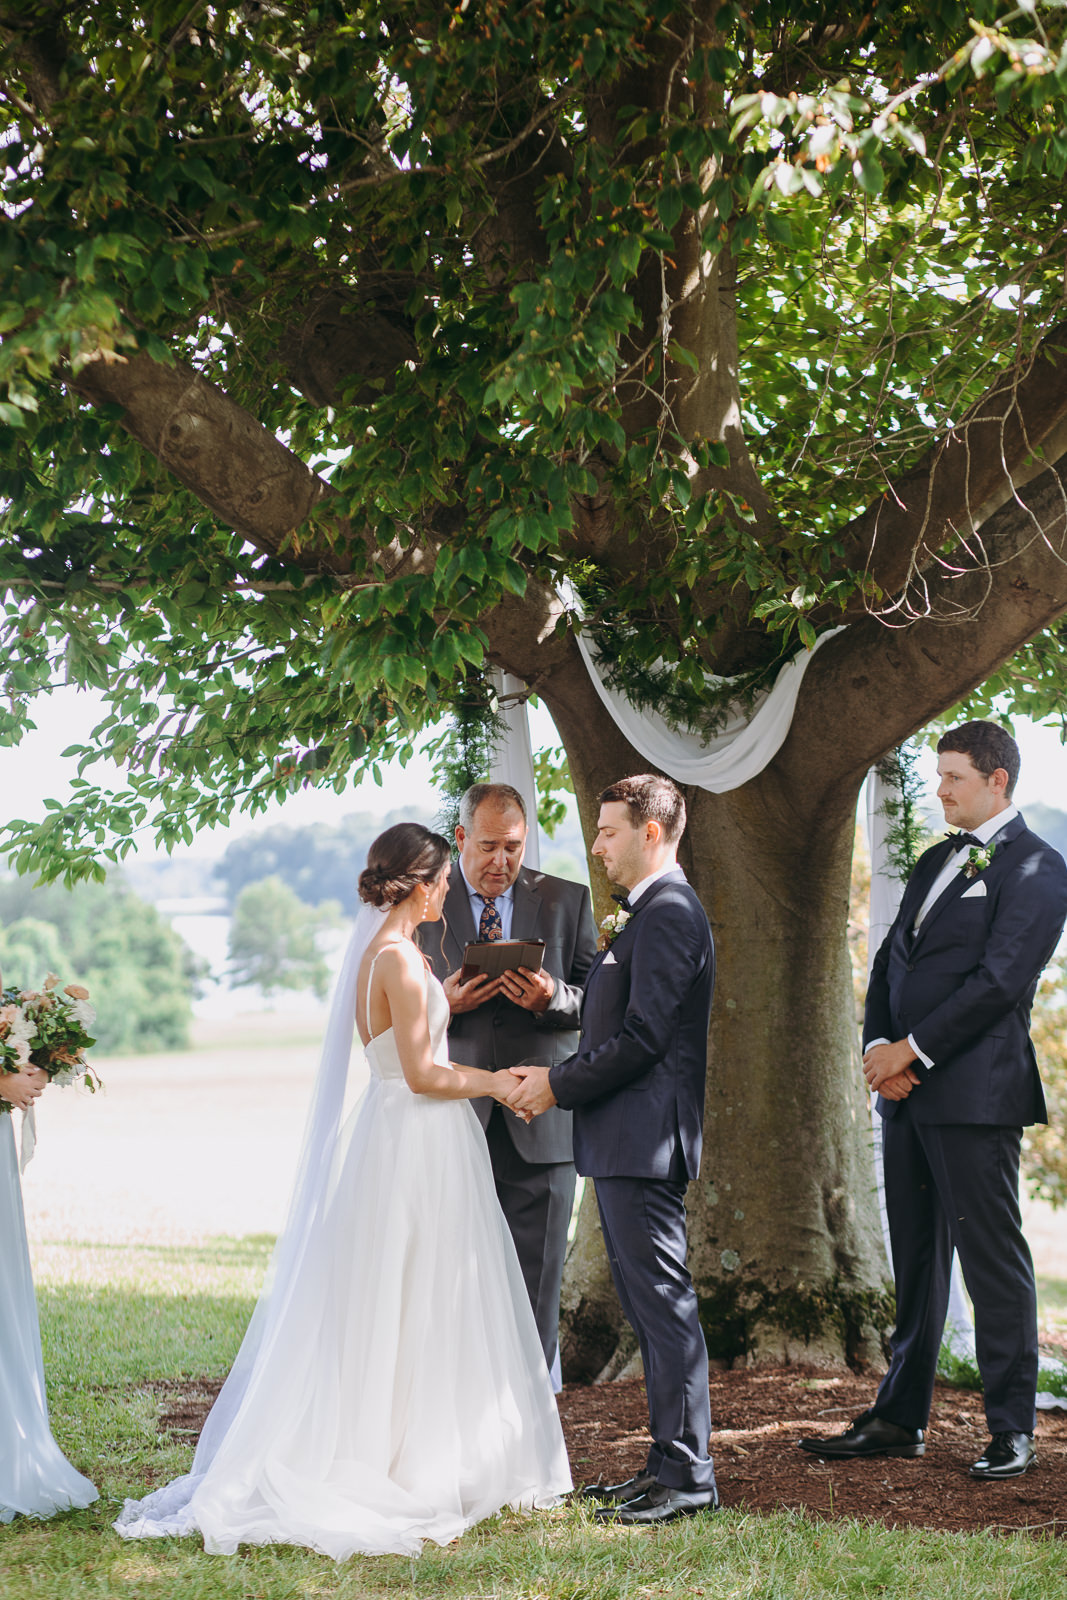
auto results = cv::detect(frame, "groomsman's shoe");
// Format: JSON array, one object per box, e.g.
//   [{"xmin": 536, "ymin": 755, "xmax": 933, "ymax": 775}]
[
  {"xmin": 594, "ymin": 1483, "xmax": 719, "ymax": 1525},
  {"xmin": 580, "ymin": 1471, "xmax": 658, "ymax": 1505},
  {"xmin": 969, "ymin": 1432, "xmax": 1036, "ymax": 1480},
  {"xmin": 798, "ymin": 1412, "xmax": 924, "ymax": 1460}
]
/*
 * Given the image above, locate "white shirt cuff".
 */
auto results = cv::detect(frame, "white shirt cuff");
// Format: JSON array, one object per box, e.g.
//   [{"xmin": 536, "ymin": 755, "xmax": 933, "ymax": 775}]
[
  {"xmin": 863, "ymin": 1037, "xmax": 890, "ymax": 1052},
  {"xmin": 908, "ymin": 1032, "xmax": 934, "ymax": 1069}
]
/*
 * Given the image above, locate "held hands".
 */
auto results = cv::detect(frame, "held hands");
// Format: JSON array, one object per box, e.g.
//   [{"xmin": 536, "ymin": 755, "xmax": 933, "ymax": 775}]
[
  {"xmin": 862, "ymin": 1039, "xmax": 921, "ymax": 1101},
  {"xmin": 503, "ymin": 1065, "xmax": 557, "ymax": 1118},
  {"xmin": 0, "ymin": 1065, "xmax": 48, "ymax": 1111}
]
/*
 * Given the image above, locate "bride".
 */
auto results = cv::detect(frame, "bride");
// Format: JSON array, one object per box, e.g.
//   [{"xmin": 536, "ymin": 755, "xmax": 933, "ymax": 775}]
[{"xmin": 115, "ymin": 822, "xmax": 571, "ymax": 1558}]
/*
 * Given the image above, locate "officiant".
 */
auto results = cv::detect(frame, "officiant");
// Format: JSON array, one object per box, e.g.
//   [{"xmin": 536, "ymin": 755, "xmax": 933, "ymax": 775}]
[{"xmin": 419, "ymin": 783, "xmax": 597, "ymax": 1383}]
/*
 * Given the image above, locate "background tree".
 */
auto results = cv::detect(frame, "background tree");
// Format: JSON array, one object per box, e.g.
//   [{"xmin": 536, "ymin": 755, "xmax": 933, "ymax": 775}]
[
  {"xmin": 4, "ymin": 2, "xmax": 1067, "ymax": 1368},
  {"xmin": 0, "ymin": 874, "xmax": 204, "ymax": 1050},
  {"xmin": 227, "ymin": 876, "xmax": 340, "ymax": 1000}
]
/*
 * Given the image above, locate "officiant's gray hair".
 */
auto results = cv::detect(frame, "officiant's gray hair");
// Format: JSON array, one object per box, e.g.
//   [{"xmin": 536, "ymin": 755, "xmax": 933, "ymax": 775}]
[
  {"xmin": 600, "ymin": 774, "xmax": 686, "ymax": 844},
  {"xmin": 458, "ymin": 784, "xmax": 527, "ymax": 831}
]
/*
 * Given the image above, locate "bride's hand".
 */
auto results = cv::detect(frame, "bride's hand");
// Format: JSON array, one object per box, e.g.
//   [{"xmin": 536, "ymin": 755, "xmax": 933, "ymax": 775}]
[
  {"xmin": 0, "ymin": 1065, "xmax": 48, "ymax": 1111},
  {"xmin": 495, "ymin": 1074, "xmax": 533, "ymax": 1122}
]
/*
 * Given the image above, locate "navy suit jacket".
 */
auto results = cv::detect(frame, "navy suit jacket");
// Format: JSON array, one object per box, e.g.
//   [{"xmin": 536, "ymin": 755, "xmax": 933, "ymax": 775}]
[
  {"xmin": 548, "ymin": 869, "xmax": 714, "ymax": 1180},
  {"xmin": 865, "ymin": 813, "xmax": 1067, "ymax": 1126}
]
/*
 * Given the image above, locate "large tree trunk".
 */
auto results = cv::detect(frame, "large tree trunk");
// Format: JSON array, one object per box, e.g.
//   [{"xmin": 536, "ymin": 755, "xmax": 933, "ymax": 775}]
[
  {"xmin": 682, "ymin": 780, "xmax": 889, "ymax": 1366},
  {"xmin": 541, "ymin": 660, "xmax": 891, "ymax": 1376}
]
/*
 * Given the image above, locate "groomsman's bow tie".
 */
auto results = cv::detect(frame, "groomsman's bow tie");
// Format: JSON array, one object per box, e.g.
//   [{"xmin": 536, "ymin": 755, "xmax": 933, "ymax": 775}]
[
  {"xmin": 948, "ymin": 832, "xmax": 983, "ymax": 852},
  {"xmin": 612, "ymin": 892, "xmax": 633, "ymax": 913}
]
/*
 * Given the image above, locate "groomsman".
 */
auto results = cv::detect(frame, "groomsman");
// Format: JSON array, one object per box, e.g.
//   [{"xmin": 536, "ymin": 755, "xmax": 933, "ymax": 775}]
[
  {"xmin": 801, "ymin": 721, "xmax": 1067, "ymax": 1479},
  {"xmin": 508, "ymin": 774, "xmax": 717, "ymax": 1524},
  {"xmin": 420, "ymin": 783, "xmax": 597, "ymax": 1383}
]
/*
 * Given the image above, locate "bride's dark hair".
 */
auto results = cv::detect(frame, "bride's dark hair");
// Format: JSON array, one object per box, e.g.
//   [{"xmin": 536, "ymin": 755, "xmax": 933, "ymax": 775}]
[{"xmin": 358, "ymin": 822, "xmax": 451, "ymax": 908}]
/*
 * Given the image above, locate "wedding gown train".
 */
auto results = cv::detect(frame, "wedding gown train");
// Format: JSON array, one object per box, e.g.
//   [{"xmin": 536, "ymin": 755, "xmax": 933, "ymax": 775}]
[
  {"xmin": 115, "ymin": 957, "xmax": 571, "ymax": 1558},
  {"xmin": 0, "ymin": 1116, "xmax": 99, "ymax": 1522}
]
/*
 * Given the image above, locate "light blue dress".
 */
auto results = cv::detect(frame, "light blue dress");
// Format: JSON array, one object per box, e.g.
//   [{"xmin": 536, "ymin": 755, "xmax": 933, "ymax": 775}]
[{"xmin": 0, "ymin": 1114, "xmax": 98, "ymax": 1521}]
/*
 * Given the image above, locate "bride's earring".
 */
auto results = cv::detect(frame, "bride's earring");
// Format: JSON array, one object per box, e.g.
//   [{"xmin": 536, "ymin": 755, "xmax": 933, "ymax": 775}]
[{"xmin": 419, "ymin": 887, "xmax": 430, "ymax": 923}]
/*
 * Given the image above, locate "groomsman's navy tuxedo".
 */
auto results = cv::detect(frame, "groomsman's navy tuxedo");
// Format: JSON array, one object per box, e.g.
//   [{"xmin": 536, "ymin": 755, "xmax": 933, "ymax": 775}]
[
  {"xmin": 865, "ymin": 811, "xmax": 1067, "ymax": 1434},
  {"xmin": 549, "ymin": 867, "xmax": 716, "ymax": 1492}
]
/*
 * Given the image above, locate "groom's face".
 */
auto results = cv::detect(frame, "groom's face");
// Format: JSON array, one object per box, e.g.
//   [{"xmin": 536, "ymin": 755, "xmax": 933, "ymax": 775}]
[
  {"xmin": 592, "ymin": 801, "xmax": 647, "ymax": 890},
  {"xmin": 936, "ymin": 751, "xmax": 1010, "ymax": 833}
]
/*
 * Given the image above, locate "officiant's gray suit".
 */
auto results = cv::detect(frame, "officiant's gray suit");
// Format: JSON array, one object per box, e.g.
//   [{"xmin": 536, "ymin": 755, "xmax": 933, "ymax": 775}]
[{"xmin": 420, "ymin": 866, "xmax": 597, "ymax": 1372}]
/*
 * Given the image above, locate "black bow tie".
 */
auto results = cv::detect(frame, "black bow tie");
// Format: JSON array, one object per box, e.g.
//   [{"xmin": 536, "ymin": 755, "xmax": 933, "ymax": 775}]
[
  {"xmin": 948, "ymin": 832, "xmax": 983, "ymax": 853},
  {"xmin": 612, "ymin": 892, "xmax": 633, "ymax": 913}
]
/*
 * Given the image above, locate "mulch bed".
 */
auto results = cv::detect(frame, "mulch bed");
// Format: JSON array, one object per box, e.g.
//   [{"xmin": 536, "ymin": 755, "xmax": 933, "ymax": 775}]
[{"xmin": 152, "ymin": 1368, "xmax": 1067, "ymax": 1536}]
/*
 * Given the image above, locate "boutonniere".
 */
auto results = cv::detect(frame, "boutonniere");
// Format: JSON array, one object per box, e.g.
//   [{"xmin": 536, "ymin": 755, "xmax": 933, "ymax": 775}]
[
  {"xmin": 961, "ymin": 842, "xmax": 996, "ymax": 880},
  {"xmin": 598, "ymin": 907, "xmax": 631, "ymax": 951}
]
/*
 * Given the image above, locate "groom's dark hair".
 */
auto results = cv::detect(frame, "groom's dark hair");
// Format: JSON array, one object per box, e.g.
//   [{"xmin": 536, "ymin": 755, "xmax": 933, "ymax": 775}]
[
  {"xmin": 937, "ymin": 720, "xmax": 1020, "ymax": 797},
  {"xmin": 600, "ymin": 774, "xmax": 686, "ymax": 844}
]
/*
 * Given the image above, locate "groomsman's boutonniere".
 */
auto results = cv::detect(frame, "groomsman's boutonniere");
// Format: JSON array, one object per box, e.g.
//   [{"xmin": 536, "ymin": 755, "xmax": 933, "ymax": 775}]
[
  {"xmin": 962, "ymin": 842, "xmax": 996, "ymax": 880},
  {"xmin": 598, "ymin": 907, "xmax": 631, "ymax": 951}
]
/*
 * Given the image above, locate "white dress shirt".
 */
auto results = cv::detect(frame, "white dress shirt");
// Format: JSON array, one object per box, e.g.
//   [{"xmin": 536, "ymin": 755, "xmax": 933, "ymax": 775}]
[{"xmin": 627, "ymin": 862, "xmax": 682, "ymax": 906}]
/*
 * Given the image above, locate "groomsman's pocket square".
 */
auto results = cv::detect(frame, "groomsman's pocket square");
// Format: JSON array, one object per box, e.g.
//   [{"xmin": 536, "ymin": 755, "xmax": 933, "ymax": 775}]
[
  {"xmin": 602, "ymin": 950, "xmax": 619, "ymax": 965},
  {"xmin": 961, "ymin": 881, "xmax": 987, "ymax": 898}
]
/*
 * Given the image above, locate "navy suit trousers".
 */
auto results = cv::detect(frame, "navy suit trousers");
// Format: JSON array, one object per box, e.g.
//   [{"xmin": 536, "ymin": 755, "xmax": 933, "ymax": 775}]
[
  {"xmin": 595, "ymin": 1176, "xmax": 716, "ymax": 1491},
  {"xmin": 875, "ymin": 1114, "xmax": 1038, "ymax": 1435}
]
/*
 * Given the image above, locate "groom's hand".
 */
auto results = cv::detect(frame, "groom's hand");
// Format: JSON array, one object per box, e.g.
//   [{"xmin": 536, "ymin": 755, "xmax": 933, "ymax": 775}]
[
  {"xmin": 443, "ymin": 970, "xmax": 502, "ymax": 1014},
  {"xmin": 506, "ymin": 1065, "xmax": 557, "ymax": 1116}
]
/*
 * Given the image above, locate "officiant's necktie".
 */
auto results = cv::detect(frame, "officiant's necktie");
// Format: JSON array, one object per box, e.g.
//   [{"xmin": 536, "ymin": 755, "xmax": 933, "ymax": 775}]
[{"xmin": 479, "ymin": 896, "xmax": 503, "ymax": 942}]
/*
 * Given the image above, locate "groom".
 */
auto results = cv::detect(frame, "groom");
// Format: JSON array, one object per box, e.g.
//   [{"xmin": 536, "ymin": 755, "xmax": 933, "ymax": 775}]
[{"xmin": 507, "ymin": 774, "xmax": 717, "ymax": 1524}]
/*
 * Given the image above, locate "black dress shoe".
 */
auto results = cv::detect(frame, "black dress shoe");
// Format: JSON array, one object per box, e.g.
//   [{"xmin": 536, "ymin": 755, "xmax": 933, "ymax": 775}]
[
  {"xmin": 798, "ymin": 1412, "xmax": 924, "ymax": 1460},
  {"xmin": 580, "ymin": 1471, "xmax": 658, "ymax": 1504},
  {"xmin": 595, "ymin": 1483, "xmax": 719, "ymax": 1524},
  {"xmin": 969, "ymin": 1432, "xmax": 1035, "ymax": 1480}
]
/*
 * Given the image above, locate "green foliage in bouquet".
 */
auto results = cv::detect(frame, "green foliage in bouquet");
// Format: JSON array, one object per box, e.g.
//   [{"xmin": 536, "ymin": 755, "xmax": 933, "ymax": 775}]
[{"xmin": 0, "ymin": 974, "xmax": 98, "ymax": 1111}]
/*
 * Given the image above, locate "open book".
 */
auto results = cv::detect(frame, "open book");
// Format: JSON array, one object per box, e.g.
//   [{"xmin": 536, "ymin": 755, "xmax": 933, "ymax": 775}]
[{"xmin": 459, "ymin": 939, "xmax": 546, "ymax": 982}]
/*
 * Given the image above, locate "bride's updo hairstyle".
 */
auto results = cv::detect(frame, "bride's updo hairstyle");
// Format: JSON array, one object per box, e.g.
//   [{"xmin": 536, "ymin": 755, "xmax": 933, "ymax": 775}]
[{"xmin": 358, "ymin": 822, "xmax": 451, "ymax": 908}]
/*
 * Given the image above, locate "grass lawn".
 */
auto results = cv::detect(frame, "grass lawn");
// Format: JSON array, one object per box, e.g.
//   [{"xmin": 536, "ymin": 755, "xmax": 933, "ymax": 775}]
[{"xmin": 1, "ymin": 1239, "xmax": 1066, "ymax": 1600}]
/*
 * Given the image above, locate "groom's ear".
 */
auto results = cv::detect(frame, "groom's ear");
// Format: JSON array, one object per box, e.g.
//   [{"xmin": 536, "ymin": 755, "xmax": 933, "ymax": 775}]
[{"xmin": 645, "ymin": 819, "xmax": 663, "ymax": 845}]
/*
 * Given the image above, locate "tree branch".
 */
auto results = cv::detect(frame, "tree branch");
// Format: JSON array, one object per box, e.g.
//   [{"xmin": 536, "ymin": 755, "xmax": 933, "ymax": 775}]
[{"xmin": 781, "ymin": 451, "xmax": 1067, "ymax": 802}]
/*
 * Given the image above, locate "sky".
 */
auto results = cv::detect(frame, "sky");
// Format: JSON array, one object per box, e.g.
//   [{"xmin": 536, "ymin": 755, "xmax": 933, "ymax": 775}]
[{"xmin": 1, "ymin": 685, "xmax": 1065, "ymax": 863}]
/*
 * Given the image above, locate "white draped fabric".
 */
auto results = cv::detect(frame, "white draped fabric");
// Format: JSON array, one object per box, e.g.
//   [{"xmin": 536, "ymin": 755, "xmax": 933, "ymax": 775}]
[
  {"xmin": 488, "ymin": 668, "xmax": 540, "ymax": 869},
  {"xmin": 573, "ymin": 626, "xmax": 845, "ymax": 791}
]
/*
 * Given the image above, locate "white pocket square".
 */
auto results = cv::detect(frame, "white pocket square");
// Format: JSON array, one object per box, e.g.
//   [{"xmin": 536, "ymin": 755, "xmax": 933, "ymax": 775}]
[
  {"xmin": 961, "ymin": 881, "xmax": 987, "ymax": 898},
  {"xmin": 601, "ymin": 950, "xmax": 619, "ymax": 965}
]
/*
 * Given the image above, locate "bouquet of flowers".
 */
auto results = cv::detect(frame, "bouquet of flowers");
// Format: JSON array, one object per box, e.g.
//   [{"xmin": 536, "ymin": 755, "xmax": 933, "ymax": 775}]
[{"xmin": 0, "ymin": 975, "xmax": 99, "ymax": 1112}]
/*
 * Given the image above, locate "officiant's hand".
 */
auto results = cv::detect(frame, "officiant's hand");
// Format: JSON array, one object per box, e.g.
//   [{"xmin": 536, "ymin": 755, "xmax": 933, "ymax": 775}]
[
  {"xmin": 500, "ymin": 966, "xmax": 555, "ymax": 1013},
  {"xmin": 0, "ymin": 1065, "xmax": 48, "ymax": 1111},
  {"xmin": 505, "ymin": 1065, "xmax": 557, "ymax": 1117},
  {"xmin": 443, "ymin": 970, "xmax": 503, "ymax": 1014}
]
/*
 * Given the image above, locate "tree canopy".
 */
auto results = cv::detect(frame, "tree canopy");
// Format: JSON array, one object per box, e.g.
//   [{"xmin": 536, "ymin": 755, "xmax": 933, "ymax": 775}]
[
  {"xmin": 1, "ymin": 1, "xmax": 1066, "ymax": 878},
  {"xmin": 6, "ymin": 0, "xmax": 1067, "ymax": 1364}
]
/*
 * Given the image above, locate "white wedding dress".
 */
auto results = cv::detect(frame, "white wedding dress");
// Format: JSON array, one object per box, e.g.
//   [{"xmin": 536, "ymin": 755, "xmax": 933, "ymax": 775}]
[
  {"xmin": 115, "ymin": 937, "xmax": 571, "ymax": 1559},
  {"xmin": 0, "ymin": 1115, "xmax": 98, "ymax": 1522}
]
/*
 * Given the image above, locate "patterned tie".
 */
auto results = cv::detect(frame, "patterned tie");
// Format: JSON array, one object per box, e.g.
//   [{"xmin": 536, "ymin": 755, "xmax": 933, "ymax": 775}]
[{"xmin": 479, "ymin": 896, "xmax": 503, "ymax": 942}]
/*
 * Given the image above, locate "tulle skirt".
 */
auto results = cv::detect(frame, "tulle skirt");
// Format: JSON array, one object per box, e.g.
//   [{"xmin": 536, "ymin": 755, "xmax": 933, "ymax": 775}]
[
  {"xmin": 115, "ymin": 1083, "xmax": 571, "ymax": 1558},
  {"xmin": 0, "ymin": 1116, "xmax": 98, "ymax": 1522}
]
